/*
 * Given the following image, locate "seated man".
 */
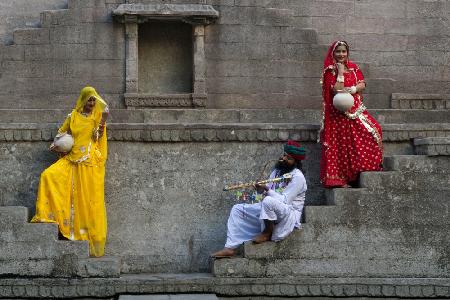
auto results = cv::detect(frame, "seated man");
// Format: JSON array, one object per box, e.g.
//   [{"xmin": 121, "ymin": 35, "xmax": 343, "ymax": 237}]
[{"xmin": 211, "ymin": 140, "xmax": 307, "ymax": 258}]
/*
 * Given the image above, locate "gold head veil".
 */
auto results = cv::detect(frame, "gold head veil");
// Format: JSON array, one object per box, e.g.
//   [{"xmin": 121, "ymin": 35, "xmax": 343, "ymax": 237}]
[{"xmin": 74, "ymin": 86, "xmax": 108, "ymax": 117}]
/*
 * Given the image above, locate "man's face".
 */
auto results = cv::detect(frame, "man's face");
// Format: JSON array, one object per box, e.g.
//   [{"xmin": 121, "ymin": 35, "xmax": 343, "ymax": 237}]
[{"xmin": 275, "ymin": 153, "xmax": 296, "ymax": 173}]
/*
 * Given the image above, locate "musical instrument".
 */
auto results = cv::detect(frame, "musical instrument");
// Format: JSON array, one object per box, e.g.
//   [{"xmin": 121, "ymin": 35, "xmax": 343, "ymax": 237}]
[{"xmin": 223, "ymin": 173, "xmax": 293, "ymax": 191}]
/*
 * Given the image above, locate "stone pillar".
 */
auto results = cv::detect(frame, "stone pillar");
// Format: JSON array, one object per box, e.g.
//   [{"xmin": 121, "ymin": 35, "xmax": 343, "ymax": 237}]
[
  {"xmin": 125, "ymin": 21, "xmax": 138, "ymax": 94},
  {"xmin": 192, "ymin": 24, "xmax": 207, "ymax": 107}
]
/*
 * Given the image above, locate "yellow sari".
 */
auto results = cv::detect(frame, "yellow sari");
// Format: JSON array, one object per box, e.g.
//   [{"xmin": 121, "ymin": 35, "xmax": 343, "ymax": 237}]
[{"xmin": 32, "ymin": 87, "xmax": 108, "ymax": 257}]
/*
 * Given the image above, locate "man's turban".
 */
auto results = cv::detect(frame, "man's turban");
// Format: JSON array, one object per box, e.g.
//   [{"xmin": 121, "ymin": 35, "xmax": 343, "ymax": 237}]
[{"xmin": 284, "ymin": 140, "xmax": 305, "ymax": 161}]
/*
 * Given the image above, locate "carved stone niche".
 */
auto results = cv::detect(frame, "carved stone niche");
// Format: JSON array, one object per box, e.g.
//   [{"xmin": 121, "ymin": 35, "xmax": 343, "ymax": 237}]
[{"xmin": 113, "ymin": 4, "xmax": 219, "ymax": 108}]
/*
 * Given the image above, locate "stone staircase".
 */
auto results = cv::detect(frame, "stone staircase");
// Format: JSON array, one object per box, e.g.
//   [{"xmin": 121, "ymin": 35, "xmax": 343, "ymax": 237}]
[
  {"xmin": 0, "ymin": 206, "xmax": 120, "ymax": 277},
  {"xmin": 213, "ymin": 153, "xmax": 450, "ymax": 278},
  {"xmin": 0, "ymin": 0, "xmax": 448, "ymax": 282}
]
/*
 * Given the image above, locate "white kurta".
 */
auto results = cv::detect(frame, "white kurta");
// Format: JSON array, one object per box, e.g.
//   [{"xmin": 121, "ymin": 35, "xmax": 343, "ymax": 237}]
[{"xmin": 224, "ymin": 168, "xmax": 307, "ymax": 249}]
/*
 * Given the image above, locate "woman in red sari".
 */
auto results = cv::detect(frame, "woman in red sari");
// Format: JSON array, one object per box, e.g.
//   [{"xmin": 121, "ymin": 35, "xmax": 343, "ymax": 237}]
[{"xmin": 319, "ymin": 41, "xmax": 383, "ymax": 188}]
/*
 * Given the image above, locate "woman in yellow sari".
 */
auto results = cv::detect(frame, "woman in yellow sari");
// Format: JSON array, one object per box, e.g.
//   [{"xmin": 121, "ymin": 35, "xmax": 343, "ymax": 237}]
[{"xmin": 32, "ymin": 86, "xmax": 109, "ymax": 257}]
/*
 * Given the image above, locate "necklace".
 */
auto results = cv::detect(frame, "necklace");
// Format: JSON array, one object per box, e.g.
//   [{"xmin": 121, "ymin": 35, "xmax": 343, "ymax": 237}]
[{"xmin": 80, "ymin": 111, "xmax": 91, "ymax": 117}]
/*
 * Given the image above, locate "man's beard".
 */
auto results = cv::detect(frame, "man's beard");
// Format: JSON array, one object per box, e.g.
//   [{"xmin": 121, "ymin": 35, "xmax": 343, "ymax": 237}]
[{"xmin": 275, "ymin": 160, "xmax": 296, "ymax": 175}]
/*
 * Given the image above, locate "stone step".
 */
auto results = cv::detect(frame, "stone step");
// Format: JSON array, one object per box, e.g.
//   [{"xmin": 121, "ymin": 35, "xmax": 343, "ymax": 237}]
[
  {"xmin": 384, "ymin": 155, "xmax": 450, "ymax": 172},
  {"xmin": 391, "ymin": 93, "xmax": 449, "ymax": 109},
  {"xmin": 371, "ymin": 109, "xmax": 450, "ymax": 124},
  {"xmin": 0, "ymin": 240, "xmax": 89, "ymax": 259},
  {"xmin": 0, "ymin": 108, "xmax": 448, "ymax": 124},
  {"xmin": 13, "ymin": 28, "xmax": 50, "ymax": 45},
  {"xmin": 0, "ymin": 206, "xmax": 30, "ymax": 225},
  {"xmin": 212, "ymin": 256, "xmax": 449, "ymax": 278},
  {"xmin": 76, "ymin": 256, "xmax": 121, "ymax": 277},
  {"xmin": 0, "ymin": 223, "xmax": 58, "ymax": 242},
  {"xmin": 243, "ymin": 239, "xmax": 447, "ymax": 261},
  {"xmin": 359, "ymin": 171, "xmax": 449, "ymax": 191},
  {"xmin": 414, "ymin": 137, "xmax": 450, "ymax": 156},
  {"xmin": 68, "ymin": 0, "xmax": 107, "ymax": 9},
  {"xmin": 40, "ymin": 7, "xmax": 112, "ymax": 27},
  {"xmin": 304, "ymin": 191, "xmax": 449, "ymax": 226},
  {"xmin": 0, "ymin": 255, "xmax": 121, "ymax": 277},
  {"xmin": 243, "ymin": 223, "xmax": 449, "ymax": 257}
]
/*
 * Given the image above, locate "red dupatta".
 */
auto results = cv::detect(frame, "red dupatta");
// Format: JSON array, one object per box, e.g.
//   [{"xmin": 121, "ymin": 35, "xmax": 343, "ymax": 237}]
[{"xmin": 319, "ymin": 41, "xmax": 358, "ymax": 147}]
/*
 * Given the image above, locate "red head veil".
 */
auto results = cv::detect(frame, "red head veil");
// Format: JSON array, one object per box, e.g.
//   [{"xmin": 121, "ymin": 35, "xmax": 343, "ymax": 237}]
[{"xmin": 319, "ymin": 41, "xmax": 357, "ymax": 146}]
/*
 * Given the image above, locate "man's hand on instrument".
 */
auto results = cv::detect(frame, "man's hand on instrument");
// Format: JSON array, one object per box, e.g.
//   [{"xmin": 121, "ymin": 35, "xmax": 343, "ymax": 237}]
[{"xmin": 255, "ymin": 183, "xmax": 268, "ymax": 194}]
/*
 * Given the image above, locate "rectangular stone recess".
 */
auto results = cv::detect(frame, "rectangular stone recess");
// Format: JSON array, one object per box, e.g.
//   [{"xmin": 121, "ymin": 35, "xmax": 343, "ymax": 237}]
[{"xmin": 138, "ymin": 21, "xmax": 193, "ymax": 95}]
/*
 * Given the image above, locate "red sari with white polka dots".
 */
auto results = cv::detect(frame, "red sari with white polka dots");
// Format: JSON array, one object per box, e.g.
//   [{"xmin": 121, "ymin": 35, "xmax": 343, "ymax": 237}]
[{"xmin": 319, "ymin": 42, "xmax": 383, "ymax": 188}]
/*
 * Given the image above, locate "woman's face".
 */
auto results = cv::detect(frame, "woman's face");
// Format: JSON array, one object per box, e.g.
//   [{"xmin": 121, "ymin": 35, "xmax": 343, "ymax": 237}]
[
  {"xmin": 333, "ymin": 45, "xmax": 348, "ymax": 63},
  {"xmin": 83, "ymin": 96, "xmax": 96, "ymax": 113}
]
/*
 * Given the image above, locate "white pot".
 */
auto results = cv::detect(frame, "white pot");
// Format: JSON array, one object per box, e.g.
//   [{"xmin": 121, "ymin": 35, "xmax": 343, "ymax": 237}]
[
  {"xmin": 333, "ymin": 92, "xmax": 354, "ymax": 112},
  {"xmin": 54, "ymin": 133, "xmax": 74, "ymax": 152}
]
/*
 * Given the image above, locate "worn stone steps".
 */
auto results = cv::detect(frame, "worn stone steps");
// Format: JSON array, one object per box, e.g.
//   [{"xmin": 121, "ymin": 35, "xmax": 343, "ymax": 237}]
[
  {"xmin": 0, "ymin": 205, "xmax": 120, "ymax": 277},
  {"xmin": 213, "ymin": 153, "xmax": 450, "ymax": 278},
  {"xmin": 212, "ymin": 256, "xmax": 449, "ymax": 278}
]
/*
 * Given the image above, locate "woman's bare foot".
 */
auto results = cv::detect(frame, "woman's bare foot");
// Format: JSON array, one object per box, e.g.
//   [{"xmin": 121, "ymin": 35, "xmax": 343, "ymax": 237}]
[
  {"xmin": 341, "ymin": 184, "xmax": 351, "ymax": 188},
  {"xmin": 252, "ymin": 232, "xmax": 271, "ymax": 244},
  {"xmin": 210, "ymin": 248, "xmax": 236, "ymax": 258}
]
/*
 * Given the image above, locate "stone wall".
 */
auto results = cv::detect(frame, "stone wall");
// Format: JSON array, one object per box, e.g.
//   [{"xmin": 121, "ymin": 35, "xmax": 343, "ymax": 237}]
[{"xmin": 0, "ymin": 0, "xmax": 449, "ymax": 110}]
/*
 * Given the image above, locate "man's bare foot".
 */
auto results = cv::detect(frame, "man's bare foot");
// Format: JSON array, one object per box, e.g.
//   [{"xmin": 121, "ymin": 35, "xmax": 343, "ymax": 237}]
[
  {"xmin": 210, "ymin": 248, "xmax": 236, "ymax": 258},
  {"xmin": 252, "ymin": 232, "xmax": 271, "ymax": 244}
]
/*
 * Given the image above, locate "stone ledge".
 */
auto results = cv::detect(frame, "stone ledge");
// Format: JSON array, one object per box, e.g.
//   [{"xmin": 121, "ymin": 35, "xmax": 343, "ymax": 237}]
[
  {"xmin": 0, "ymin": 123, "xmax": 448, "ymax": 142},
  {"xmin": 0, "ymin": 275, "xmax": 448, "ymax": 298},
  {"xmin": 113, "ymin": 4, "xmax": 219, "ymax": 24},
  {"xmin": 391, "ymin": 93, "xmax": 449, "ymax": 109},
  {"xmin": 414, "ymin": 137, "xmax": 450, "ymax": 156}
]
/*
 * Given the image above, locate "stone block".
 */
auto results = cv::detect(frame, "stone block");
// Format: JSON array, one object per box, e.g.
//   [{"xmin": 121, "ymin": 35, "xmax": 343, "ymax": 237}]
[
  {"xmin": 407, "ymin": 36, "xmax": 450, "ymax": 51},
  {"xmin": 280, "ymin": 28, "xmax": 317, "ymax": 44},
  {"xmin": 205, "ymin": 24, "xmax": 281, "ymax": 44},
  {"xmin": 87, "ymin": 42, "xmax": 125, "ymax": 59},
  {"xmin": 0, "ymin": 239, "xmax": 89, "ymax": 260},
  {"xmin": 312, "ymin": 16, "xmax": 346, "ymax": 34},
  {"xmin": 68, "ymin": 0, "xmax": 106, "ymax": 9},
  {"xmin": 355, "ymin": 0, "xmax": 407, "ymax": 18},
  {"xmin": 40, "ymin": 9, "xmax": 72, "ymax": 27},
  {"xmin": 363, "ymin": 94, "xmax": 390, "ymax": 108},
  {"xmin": 384, "ymin": 18, "xmax": 450, "ymax": 36},
  {"xmin": 364, "ymin": 78, "xmax": 395, "ymax": 94},
  {"xmin": 24, "ymin": 44, "xmax": 53, "ymax": 60},
  {"xmin": 346, "ymin": 34, "xmax": 409, "ymax": 52},
  {"xmin": 369, "ymin": 109, "xmax": 450, "ymax": 124},
  {"xmin": 0, "ymin": 45, "xmax": 25, "ymax": 61},
  {"xmin": 414, "ymin": 137, "xmax": 450, "ymax": 156},
  {"xmin": 76, "ymin": 256, "xmax": 121, "ymax": 277},
  {"xmin": 0, "ymin": 223, "xmax": 58, "ymax": 242},
  {"xmin": 346, "ymin": 16, "xmax": 385, "ymax": 34},
  {"xmin": 0, "ymin": 259, "xmax": 56, "ymax": 277},
  {"xmin": 2, "ymin": 61, "xmax": 52, "ymax": 78},
  {"xmin": 13, "ymin": 28, "xmax": 50, "ymax": 45},
  {"xmin": 0, "ymin": 206, "xmax": 29, "ymax": 224},
  {"xmin": 406, "ymin": 0, "xmax": 448, "ymax": 18}
]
